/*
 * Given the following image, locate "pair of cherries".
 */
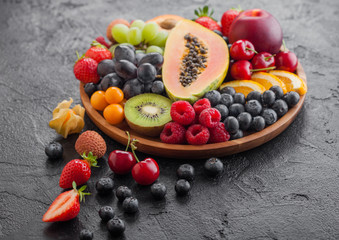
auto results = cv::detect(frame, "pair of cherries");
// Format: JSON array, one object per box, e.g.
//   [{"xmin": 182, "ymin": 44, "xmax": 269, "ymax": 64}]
[
  {"xmin": 108, "ymin": 132, "xmax": 159, "ymax": 185},
  {"xmin": 229, "ymin": 39, "xmax": 298, "ymax": 79}
]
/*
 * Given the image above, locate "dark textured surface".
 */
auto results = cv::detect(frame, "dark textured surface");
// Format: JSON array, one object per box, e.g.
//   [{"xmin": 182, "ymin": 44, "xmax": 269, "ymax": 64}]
[{"xmin": 1, "ymin": 0, "xmax": 339, "ymax": 239}]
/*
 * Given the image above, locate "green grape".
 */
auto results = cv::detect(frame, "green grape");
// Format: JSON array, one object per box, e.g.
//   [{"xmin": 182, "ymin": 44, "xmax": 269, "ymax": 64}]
[
  {"xmin": 146, "ymin": 45, "xmax": 164, "ymax": 55},
  {"xmin": 130, "ymin": 19, "xmax": 145, "ymax": 31},
  {"xmin": 148, "ymin": 31, "xmax": 168, "ymax": 47},
  {"xmin": 142, "ymin": 22, "xmax": 159, "ymax": 43},
  {"xmin": 126, "ymin": 27, "xmax": 142, "ymax": 46},
  {"xmin": 112, "ymin": 24, "xmax": 129, "ymax": 43},
  {"xmin": 135, "ymin": 49, "xmax": 146, "ymax": 54}
]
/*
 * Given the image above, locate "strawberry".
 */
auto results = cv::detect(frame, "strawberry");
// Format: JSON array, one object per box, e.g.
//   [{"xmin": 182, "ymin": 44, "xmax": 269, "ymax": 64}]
[
  {"xmin": 73, "ymin": 52, "xmax": 100, "ymax": 84},
  {"xmin": 95, "ymin": 36, "xmax": 111, "ymax": 49},
  {"xmin": 194, "ymin": 6, "xmax": 221, "ymax": 32},
  {"xmin": 220, "ymin": 8, "xmax": 242, "ymax": 37},
  {"xmin": 85, "ymin": 43, "xmax": 112, "ymax": 63},
  {"xmin": 42, "ymin": 181, "xmax": 90, "ymax": 222},
  {"xmin": 59, "ymin": 152, "xmax": 98, "ymax": 189}
]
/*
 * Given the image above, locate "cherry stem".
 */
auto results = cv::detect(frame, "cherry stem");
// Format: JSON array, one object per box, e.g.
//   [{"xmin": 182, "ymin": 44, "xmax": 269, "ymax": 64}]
[
  {"xmin": 282, "ymin": 39, "xmax": 286, "ymax": 51},
  {"xmin": 125, "ymin": 131, "xmax": 131, "ymax": 152},
  {"xmin": 130, "ymin": 139, "xmax": 140, "ymax": 163},
  {"xmin": 264, "ymin": 55, "xmax": 275, "ymax": 61},
  {"xmin": 245, "ymin": 47, "xmax": 258, "ymax": 54},
  {"xmin": 250, "ymin": 66, "xmax": 276, "ymax": 72}
]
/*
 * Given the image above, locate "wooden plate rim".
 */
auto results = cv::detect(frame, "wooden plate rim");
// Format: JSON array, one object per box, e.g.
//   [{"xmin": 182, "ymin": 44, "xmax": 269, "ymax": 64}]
[{"xmin": 80, "ymin": 63, "xmax": 306, "ymax": 159}]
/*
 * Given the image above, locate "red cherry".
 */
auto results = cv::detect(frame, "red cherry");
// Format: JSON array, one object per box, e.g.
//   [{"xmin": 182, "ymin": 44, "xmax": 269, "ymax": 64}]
[
  {"xmin": 230, "ymin": 60, "xmax": 253, "ymax": 79},
  {"xmin": 251, "ymin": 52, "xmax": 275, "ymax": 71},
  {"xmin": 275, "ymin": 51, "xmax": 298, "ymax": 72},
  {"xmin": 230, "ymin": 40, "xmax": 257, "ymax": 60},
  {"xmin": 132, "ymin": 158, "xmax": 159, "ymax": 185},
  {"xmin": 108, "ymin": 150, "xmax": 136, "ymax": 175}
]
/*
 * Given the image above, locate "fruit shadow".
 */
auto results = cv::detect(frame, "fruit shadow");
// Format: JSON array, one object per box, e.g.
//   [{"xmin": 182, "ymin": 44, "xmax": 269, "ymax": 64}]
[{"xmin": 43, "ymin": 217, "xmax": 81, "ymax": 239}]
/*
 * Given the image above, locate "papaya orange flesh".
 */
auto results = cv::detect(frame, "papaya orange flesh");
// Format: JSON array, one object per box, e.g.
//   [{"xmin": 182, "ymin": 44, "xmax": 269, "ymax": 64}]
[{"xmin": 162, "ymin": 20, "xmax": 229, "ymax": 103}]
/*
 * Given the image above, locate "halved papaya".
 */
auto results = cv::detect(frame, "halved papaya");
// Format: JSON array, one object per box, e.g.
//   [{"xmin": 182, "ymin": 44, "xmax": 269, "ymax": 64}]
[
  {"xmin": 146, "ymin": 15, "xmax": 185, "ymax": 32},
  {"xmin": 162, "ymin": 20, "xmax": 229, "ymax": 103}
]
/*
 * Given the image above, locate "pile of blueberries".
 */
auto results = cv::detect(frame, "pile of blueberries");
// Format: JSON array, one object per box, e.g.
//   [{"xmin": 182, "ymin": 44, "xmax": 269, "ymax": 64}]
[
  {"xmin": 204, "ymin": 86, "xmax": 300, "ymax": 139},
  {"xmin": 84, "ymin": 44, "xmax": 165, "ymax": 99}
]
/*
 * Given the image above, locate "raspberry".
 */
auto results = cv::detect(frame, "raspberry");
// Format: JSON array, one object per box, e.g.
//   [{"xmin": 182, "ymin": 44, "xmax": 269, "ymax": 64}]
[
  {"xmin": 170, "ymin": 101, "xmax": 195, "ymax": 125},
  {"xmin": 193, "ymin": 98, "xmax": 211, "ymax": 116},
  {"xmin": 199, "ymin": 108, "xmax": 221, "ymax": 128},
  {"xmin": 160, "ymin": 122, "xmax": 186, "ymax": 144},
  {"xmin": 208, "ymin": 122, "xmax": 230, "ymax": 143},
  {"xmin": 185, "ymin": 124, "xmax": 210, "ymax": 145},
  {"xmin": 96, "ymin": 36, "xmax": 111, "ymax": 49}
]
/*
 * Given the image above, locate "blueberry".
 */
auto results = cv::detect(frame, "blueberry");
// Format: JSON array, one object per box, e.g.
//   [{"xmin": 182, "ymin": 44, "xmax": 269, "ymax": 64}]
[
  {"xmin": 220, "ymin": 93, "xmax": 234, "ymax": 107},
  {"xmin": 115, "ymin": 60, "xmax": 137, "ymax": 80},
  {"xmin": 204, "ymin": 157, "xmax": 223, "ymax": 177},
  {"xmin": 214, "ymin": 104, "xmax": 229, "ymax": 121},
  {"xmin": 114, "ymin": 45, "xmax": 136, "ymax": 63},
  {"xmin": 228, "ymin": 103, "xmax": 245, "ymax": 117},
  {"xmin": 262, "ymin": 90, "xmax": 276, "ymax": 107},
  {"xmin": 272, "ymin": 99, "xmax": 288, "ymax": 117},
  {"xmin": 223, "ymin": 36, "xmax": 229, "ymax": 44},
  {"xmin": 84, "ymin": 83, "xmax": 97, "ymax": 97},
  {"xmin": 204, "ymin": 90, "xmax": 221, "ymax": 106},
  {"xmin": 251, "ymin": 116, "xmax": 266, "ymax": 131},
  {"xmin": 213, "ymin": 30, "xmax": 223, "ymax": 37},
  {"xmin": 137, "ymin": 63, "xmax": 157, "ymax": 83},
  {"xmin": 227, "ymin": 43, "xmax": 232, "ymax": 49},
  {"xmin": 175, "ymin": 179, "xmax": 191, "ymax": 196},
  {"xmin": 97, "ymin": 59, "xmax": 115, "ymax": 77},
  {"xmin": 45, "ymin": 142, "xmax": 63, "ymax": 159},
  {"xmin": 139, "ymin": 52, "xmax": 164, "ymax": 70},
  {"xmin": 220, "ymin": 86, "xmax": 236, "ymax": 96},
  {"xmin": 230, "ymin": 129, "xmax": 244, "ymax": 140},
  {"xmin": 233, "ymin": 93, "xmax": 246, "ymax": 105},
  {"xmin": 283, "ymin": 91, "xmax": 300, "ymax": 108},
  {"xmin": 261, "ymin": 109, "xmax": 278, "ymax": 125},
  {"xmin": 150, "ymin": 183, "xmax": 167, "ymax": 200},
  {"xmin": 107, "ymin": 218, "xmax": 125, "ymax": 236},
  {"xmin": 237, "ymin": 112, "xmax": 252, "ymax": 131},
  {"xmin": 99, "ymin": 73, "xmax": 123, "ymax": 91},
  {"xmin": 122, "ymin": 197, "xmax": 139, "ymax": 213},
  {"xmin": 246, "ymin": 91, "xmax": 262, "ymax": 102},
  {"xmin": 224, "ymin": 116, "xmax": 239, "ymax": 134},
  {"xmin": 270, "ymin": 85, "xmax": 284, "ymax": 99},
  {"xmin": 122, "ymin": 78, "xmax": 145, "ymax": 99},
  {"xmin": 99, "ymin": 206, "xmax": 115, "ymax": 222},
  {"xmin": 116, "ymin": 186, "xmax": 132, "ymax": 202},
  {"xmin": 151, "ymin": 80, "xmax": 165, "ymax": 94},
  {"xmin": 79, "ymin": 229, "xmax": 93, "ymax": 240},
  {"xmin": 96, "ymin": 177, "xmax": 114, "ymax": 195},
  {"xmin": 177, "ymin": 164, "xmax": 195, "ymax": 181},
  {"xmin": 245, "ymin": 100, "xmax": 262, "ymax": 117}
]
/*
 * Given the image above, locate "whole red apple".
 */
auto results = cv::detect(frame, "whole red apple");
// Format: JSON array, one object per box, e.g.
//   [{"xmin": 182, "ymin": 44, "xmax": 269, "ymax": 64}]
[{"xmin": 229, "ymin": 9, "xmax": 283, "ymax": 54}]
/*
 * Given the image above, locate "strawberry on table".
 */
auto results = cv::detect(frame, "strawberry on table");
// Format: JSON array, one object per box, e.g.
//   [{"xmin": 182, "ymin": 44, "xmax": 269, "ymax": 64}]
[
  {"xmin": 220, "ymin": 7, "xmax": 242, "ymax": 37},
  {"xmin": 85, "ymin": 42, "xmax": 112, "ymax": 63},
  {"xmin": 59, "ymin": 152, "xmax": 98, "ymax": 189},
  {"xmin": 194, "ymin": 6, "xmax": 221, "ymax": 32},
  {"xmin": 73, "ymin": 52, "xmax": 100, "ymax": 84},
  {"xmin": 42, "ymin": 181, "xmax": 90, "ymax": 222}
]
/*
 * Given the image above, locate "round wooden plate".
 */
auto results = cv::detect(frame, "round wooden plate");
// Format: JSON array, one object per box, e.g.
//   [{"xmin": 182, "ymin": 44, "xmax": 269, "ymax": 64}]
[{"xmin": 80, "ymin": 63, "xmax": 306, "ymax": 159}]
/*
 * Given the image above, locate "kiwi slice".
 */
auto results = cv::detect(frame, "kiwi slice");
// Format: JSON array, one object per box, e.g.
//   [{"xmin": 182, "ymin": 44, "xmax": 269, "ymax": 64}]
[{"xmin": 124, "ymin": 93, "xmax": 173, "ymax": 137}]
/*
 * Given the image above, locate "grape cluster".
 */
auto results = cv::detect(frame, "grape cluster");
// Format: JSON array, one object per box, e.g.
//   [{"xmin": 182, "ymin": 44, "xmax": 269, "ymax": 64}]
[
  {"xmin": 84, "ymin": 44, "xmax": 165, "ymax": 100},
  {"xmin": 110, "ymin": 20, "xmax": 167, "ymax": 55}
]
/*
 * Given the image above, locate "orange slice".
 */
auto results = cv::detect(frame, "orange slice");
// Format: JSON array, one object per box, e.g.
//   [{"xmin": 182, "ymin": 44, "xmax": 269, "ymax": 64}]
[
  {"xmin": 220, "ymin": 80, "xmax": 266, "ymax": 97},
  {"xmin": 269, "ymin": 70, "xmax": 307, "ymax": 95},
  {"xmin": 251, "ymin": 72, "xmax": 287, "ymax": 94}
]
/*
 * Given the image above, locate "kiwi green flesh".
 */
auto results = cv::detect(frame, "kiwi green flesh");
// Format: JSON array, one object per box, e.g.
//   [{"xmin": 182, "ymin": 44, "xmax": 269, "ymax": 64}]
[{"xmin": 124, "ymin": 93, "xmax": 173, "ymax": 136}]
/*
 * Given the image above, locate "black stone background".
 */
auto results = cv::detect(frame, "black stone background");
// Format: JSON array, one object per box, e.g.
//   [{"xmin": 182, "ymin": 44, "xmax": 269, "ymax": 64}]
[{"xmin": 1, "ymin": 0, "xmax": 339, "ymax": 239}]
